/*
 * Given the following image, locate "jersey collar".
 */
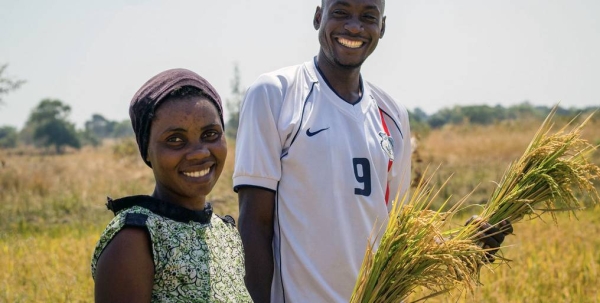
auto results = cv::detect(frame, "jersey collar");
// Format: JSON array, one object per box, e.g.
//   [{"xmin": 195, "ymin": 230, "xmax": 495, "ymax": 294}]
[{"xmin": 309, "ymin": 57, "xmax": 365, "ymax": 105}]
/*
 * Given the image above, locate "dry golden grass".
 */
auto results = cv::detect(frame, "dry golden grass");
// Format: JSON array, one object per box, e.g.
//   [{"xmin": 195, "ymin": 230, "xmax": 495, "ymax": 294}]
[
  {"xmin": 0, "ymin": 225, "xmax": 99, "ymax": 303},
  {"xmin": 413, "ymin": 118, "xmax": 600, "ymax": 209},
  {"xmin": 0, "ymin": 138, "xmax": 238, "ymax": 232},
  {"xmin": 0, "ymin": 118, "xmax": 599, "ymax": 302},
  {"xmin": 423, "ymin": 121, "xmax": 538, "ymax": 165}
]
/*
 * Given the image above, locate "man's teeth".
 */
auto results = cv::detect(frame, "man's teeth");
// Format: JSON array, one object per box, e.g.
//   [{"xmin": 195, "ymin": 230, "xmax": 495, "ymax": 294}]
[
  {"xmin": 338, "ymin": 38, "xmax": 363, "ymax": 49},
  {"xmin": 184, "ymin": 168, "xmax": 210, "ymax": 178}
]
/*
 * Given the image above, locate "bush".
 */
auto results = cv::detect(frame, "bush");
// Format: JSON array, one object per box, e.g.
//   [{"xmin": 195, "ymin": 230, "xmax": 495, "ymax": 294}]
[{"xmin": 0, "ymin": 126, "xmax": 18, "ymax": 148}]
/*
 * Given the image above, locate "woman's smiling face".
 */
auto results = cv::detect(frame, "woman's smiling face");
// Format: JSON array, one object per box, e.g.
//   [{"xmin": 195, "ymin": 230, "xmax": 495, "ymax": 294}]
[{"xmin": 145, "ymin": 95, "xmax": 227, "ymax": 210}]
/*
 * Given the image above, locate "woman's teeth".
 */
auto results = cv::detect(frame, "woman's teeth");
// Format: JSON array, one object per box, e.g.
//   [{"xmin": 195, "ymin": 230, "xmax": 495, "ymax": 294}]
[{"xmin": 183, "ymin": 168, "xmax": 210, "ymax": 178}]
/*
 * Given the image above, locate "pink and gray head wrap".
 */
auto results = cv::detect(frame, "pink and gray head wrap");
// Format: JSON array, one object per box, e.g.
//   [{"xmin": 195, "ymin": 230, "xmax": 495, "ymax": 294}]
[{"xmin": 129, "ymin": 68, "xmax": 223, "ymax": 167}]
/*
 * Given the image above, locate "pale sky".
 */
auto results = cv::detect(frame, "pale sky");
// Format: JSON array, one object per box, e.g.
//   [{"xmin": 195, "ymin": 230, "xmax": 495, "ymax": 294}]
[{"xmin": 1, "ymin": 0, "xmax": 599, "ymax": 130}]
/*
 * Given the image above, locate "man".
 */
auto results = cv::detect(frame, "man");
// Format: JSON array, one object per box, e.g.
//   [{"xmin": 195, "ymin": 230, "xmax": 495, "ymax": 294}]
[{"xmin": 233, "ymin": 1, "xmax": 409, "ymax": 302}]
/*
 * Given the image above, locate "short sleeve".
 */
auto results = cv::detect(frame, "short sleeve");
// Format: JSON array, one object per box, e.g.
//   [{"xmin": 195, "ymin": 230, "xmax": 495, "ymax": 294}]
[{"xmin": 233, "ymin": 74, "xmax": 286, "ymax": 192}]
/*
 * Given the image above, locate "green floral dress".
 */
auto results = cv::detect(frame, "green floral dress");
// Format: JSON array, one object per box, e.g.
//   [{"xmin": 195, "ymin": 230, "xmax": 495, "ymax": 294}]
[{"xmin": 91, "ymin": 196, "xmax": 253, "ymax": 303}]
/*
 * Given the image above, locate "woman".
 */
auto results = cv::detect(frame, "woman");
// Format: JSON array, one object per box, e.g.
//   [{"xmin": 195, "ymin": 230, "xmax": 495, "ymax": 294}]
[{"xmin": 91, "ymin": 68, "xmax": 252, "ymax": 303}]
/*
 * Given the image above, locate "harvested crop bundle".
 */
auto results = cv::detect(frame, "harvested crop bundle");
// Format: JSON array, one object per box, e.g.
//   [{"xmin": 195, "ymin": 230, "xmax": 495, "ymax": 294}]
[
  {"xmin": 350, "ymin": 173, "xmax": 487, "ymax": 303},
  {"xmin": 351, "ymin": 107, "xmax": 600, "ymax": 303},
  {"xmin": 480, "ymin": 107, "xmax": 599, "ymax": 226}
]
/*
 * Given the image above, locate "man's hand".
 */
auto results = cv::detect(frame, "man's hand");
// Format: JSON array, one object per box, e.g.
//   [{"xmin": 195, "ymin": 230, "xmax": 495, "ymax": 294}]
[{"xmin": 465, "ymin": 216, "xmax": 513, "ymax": 262}]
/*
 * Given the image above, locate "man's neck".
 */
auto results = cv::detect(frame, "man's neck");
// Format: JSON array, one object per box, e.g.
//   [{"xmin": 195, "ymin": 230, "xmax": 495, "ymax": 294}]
[{"xmin": 315, "ymin": 54, "xmax": 362, "ymax": 104}]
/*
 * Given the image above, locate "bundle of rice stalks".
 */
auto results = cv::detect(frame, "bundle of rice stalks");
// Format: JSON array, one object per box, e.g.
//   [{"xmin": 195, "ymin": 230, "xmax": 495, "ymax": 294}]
[
  {"xmin": 350, "ymin": 174, "xmax": 488, "ymax": 303},
  {"xmin": 479, "ymin": 107, "xmax": 600, "ymax": 226},
  {"xmin": 351, "ymin": 106, "xmax": 600, "ymax": 303}
]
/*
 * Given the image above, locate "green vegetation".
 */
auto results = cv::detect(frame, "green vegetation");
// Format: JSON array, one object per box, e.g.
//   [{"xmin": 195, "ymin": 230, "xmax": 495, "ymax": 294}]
[
  {"xmin": 81, "ymin": 114, "xmax": 134, "ymax": 147},
  {"xmin": 409, "ymin": 102, "xmax": 598, "ymax": 134},
  {"xmin": 0, "ymin": 126, "xmax": 17, "ymax": 148},
  {"xmin": 26, "ymin": 99, "xmax": 81, "ymax": 154}
]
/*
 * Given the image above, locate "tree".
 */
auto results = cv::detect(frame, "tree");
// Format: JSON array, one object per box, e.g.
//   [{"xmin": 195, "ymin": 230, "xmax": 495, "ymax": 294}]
[
  {"xmin": 111, "ymin": 120, "xmax": 134, "ymax": 138},
  {"xmin": 412, "ymin": 107, "xmax": 429, "ymax": 123},
  {"xmin": 0, "ymin": 64, "xmax": 26, "ymax": 106},
  {"xmin": 407, "ymin": 108, "xmax": 430, "ymax": 136},
  {"xmin": 461, "ymin": 105, "xmax": 504, "ymax": 125},
  {"xmin": 79, "ymin": 129, "xmax": 101, "ymax": 147},
  {"xmin": 225, "ymin": 63, "xmax": 244, "ymax": 139},
  {"xmin": 18, "ymin": 123, "xmax": 35, "ymax": 146},
  {"xmin": 0, "ymin": 126, "xmax": 18, "ymax": 148},
  {"xmin": 428, "ymin": 107, "xmax": 465, "ymax": 128},
  {"xmin": 26, "ymin": 99, "xmax": 80, "ymax": 153},
  {"xmin": 85, "ymin": 114, "xmax": 116, "ymax": 139},
  {"xmin": 80, "ymin": 115, "xmax": 134, "ymax": 146}
]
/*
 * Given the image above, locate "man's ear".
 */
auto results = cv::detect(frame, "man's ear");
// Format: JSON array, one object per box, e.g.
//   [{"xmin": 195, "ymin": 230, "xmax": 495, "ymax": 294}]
[
  {"xmin": 380, "ymin": 16, "xmax": 386, "ymax": 38},
  {"xmin": 313, "ymin": 6, "xmax": 322, "ymax": 30}
]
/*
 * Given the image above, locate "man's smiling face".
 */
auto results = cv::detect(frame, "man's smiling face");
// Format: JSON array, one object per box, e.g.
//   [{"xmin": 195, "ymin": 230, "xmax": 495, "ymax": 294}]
[{"xmin": 314, "ymin": 0, "xmax": 386, "ymax": 69}]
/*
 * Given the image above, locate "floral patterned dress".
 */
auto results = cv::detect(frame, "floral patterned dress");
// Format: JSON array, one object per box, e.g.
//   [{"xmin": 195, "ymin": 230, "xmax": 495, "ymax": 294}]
[{"xmin": 91, "ymin": 196, "xmax": 253, "ymax": 303}]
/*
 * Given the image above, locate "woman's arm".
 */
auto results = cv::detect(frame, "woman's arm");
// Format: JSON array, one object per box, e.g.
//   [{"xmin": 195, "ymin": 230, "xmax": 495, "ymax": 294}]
[{"xmin": 94, "ymin": 227, "xmax": 154, "ymax": 303}]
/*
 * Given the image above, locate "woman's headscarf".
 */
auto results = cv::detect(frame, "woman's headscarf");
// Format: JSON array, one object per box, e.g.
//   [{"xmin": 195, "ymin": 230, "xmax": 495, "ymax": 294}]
[{"xmin": 129, "ymin": 68, "xmax": 223, "ymax": 167}]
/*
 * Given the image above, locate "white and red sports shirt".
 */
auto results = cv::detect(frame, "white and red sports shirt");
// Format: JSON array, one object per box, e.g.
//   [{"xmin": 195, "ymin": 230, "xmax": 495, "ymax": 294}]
[{"xmin": 233, "ymin": 59, "xmax": 412, "ymax": 303}]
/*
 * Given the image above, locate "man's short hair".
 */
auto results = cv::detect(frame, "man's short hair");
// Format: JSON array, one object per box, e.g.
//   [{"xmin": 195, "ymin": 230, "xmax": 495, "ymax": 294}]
[{"xmin": 320, "ymin": 0, "xmax": 385, "ymax": 12}]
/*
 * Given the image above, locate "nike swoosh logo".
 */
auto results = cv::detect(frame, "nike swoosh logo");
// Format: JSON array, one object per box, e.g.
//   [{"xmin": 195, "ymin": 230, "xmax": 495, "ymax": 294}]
[{"xmin": 306, "ymin": 127, "xmax": 330, "ymax": 137}]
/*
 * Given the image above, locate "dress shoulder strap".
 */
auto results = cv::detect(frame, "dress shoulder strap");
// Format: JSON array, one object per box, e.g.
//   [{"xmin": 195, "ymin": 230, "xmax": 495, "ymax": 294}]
[{"xmin": 123, "ymin": 213, "xmax": 149, "ymax": 227}]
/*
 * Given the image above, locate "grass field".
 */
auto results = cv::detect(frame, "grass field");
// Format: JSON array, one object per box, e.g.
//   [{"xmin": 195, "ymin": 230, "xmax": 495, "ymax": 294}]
[{"xmin": 0, "ymin": 118, "xmax": 599, "ymax": 302}]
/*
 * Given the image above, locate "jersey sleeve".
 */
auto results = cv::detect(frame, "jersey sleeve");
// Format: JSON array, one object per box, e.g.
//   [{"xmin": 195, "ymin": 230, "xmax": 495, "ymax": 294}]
[{"xmin": 233, "ymin": 74, "xmax": 285, "ymax": 192}]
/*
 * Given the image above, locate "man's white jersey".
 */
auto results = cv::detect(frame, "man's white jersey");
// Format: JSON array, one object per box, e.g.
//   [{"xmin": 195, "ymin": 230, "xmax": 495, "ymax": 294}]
[{"xmin": 233, "ymin": 59, "xmax": 412, "ymax": 303}]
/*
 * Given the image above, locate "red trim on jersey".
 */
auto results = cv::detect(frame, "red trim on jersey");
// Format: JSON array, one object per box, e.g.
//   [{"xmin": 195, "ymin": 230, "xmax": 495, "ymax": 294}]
[{"xmin": 379, "ymin": 109, "xmax": 393, "ymax": 205}]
